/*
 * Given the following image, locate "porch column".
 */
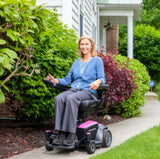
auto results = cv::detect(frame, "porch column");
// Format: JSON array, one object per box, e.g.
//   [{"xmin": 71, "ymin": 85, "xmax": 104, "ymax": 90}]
[
  {"xmin": 102, "ymin": 27, "xmax": 106, "ymax": 52},
  {"xmin": 127, "ymin": 15, "xmax": 133, "ymax": 59}
]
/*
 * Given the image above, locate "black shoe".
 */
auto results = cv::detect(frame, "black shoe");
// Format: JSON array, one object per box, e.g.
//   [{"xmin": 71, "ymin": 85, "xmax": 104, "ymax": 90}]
[
  {"xmin": 63, "ymin": 133, "xmax": 78, "ymax": 146},
  {"xmin": 52, "ymin": 132, "xmax": 66, "ymax": 145}
]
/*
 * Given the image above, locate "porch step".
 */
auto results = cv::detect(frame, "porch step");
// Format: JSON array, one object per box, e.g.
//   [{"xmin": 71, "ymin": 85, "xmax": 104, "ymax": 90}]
[{"xmin": 145, "ymin": 92, "xmax": 158, "ymax": 101}]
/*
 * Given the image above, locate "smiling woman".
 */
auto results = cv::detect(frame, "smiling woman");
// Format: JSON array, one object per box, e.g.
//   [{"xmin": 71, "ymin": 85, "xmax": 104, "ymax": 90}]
[
  {"xmin": 46, "ymin": 35, "xmax": 106, "ymax": 146},
  {"xmin": 79, "ymin": 39, "xmax": 92, "ymax": 58},
  {"xmin": 78, "ymin": 35, "xmax": 97, "ymax": 59}
]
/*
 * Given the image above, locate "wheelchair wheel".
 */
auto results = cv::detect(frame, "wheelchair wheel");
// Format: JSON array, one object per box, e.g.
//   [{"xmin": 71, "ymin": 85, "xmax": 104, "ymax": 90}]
[
  {"xmin": 45, "ymin": 141, "xmax": 54, "ymax": 151},
  {"xmin": 86, "ymin": 141, "xmax": 96, "ymax": 154},
  {"xmin": 102, "ymin": 129, "xmax": 112, "ymax": 148}
]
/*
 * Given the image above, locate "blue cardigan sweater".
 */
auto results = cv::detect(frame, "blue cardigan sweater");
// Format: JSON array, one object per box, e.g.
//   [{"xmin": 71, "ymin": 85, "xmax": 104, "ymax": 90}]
[{"xmin": 58, "ymin": 56, "xmax": 106, "ymax": 94}]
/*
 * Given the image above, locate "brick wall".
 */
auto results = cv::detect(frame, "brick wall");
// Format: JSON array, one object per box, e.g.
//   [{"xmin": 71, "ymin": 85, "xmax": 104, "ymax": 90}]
[
  {"xmin": 0, "ymin": 103, "xmax": 16, "ymax": 119},
  {"xmin": 106, "ymin": 24, "xmax": 119, "ymax": 53}
]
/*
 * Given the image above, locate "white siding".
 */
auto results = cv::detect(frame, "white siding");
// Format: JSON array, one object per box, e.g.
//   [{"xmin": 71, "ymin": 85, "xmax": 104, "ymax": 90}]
[
  {"xmin": 36, "ymin": 0, "xmax": 98, "ymax": 45},
  {"xmin": 72, "ymin": 0, "xmax": 79, "ymax": 34},
  {"xmin": 98, "ymin": 0, "xmax": 142, "ymax": 4},
  {"xmin": 36, "ymin": 0, "xmax": 62, "ymax": 6},
  {"xmin": 83, "ymin": 0, "xmax": 92, "ymax": 36},
  {"xmin": 62, "ymin": 0, "xmax": 72, "ymax": 28},
  {"xmin": 36, "ymin": 0, "xmax": 63, "ymax": 19}
]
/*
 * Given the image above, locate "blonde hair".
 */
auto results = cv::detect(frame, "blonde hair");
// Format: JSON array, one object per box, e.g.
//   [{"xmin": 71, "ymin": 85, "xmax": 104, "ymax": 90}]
[{"xmin": 78, "ymin": 35, "xmax": 97, "ymax": 57}]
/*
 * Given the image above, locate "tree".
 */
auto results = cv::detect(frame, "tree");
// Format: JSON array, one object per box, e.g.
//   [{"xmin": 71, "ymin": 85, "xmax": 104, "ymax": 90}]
[
  {"xmin": 143, "ymin": 0, "xmax": 160, "ymax": 10},
  {"xmin": 137, "ymin": 0, "xmax": 160, "ymax": 29}
]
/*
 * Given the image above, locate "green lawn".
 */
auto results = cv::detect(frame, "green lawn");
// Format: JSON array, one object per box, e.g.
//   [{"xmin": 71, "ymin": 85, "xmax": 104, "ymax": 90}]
[{"xmin": 90, "ymin": 124, "xmax": 160, "ymax": 159}]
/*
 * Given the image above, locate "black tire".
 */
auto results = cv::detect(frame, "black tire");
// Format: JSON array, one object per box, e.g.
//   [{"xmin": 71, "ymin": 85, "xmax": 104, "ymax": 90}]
[
  {"xmin": 102, "ymin": 129, "xmax": 112, "ymax": 148},
  {"xmin": 45, "ymin": 141, "xmax": 54, "ymax": 151},
  {"xmin": 86, "ymin": 141, "xmax": 96, "ymax": 154}
]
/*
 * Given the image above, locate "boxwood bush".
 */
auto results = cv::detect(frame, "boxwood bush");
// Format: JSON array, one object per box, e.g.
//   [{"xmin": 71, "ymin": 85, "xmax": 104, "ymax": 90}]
[
  {"xmin": 114, "ymin": 55, "xmax": 150, "ymax": 118},
  {"xmin": 0, "ymin": 0, "xmax": 78, "ymax": 120}
]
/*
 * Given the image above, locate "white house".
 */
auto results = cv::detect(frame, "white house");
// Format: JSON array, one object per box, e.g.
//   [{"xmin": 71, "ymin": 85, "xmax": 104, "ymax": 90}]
[{"xmin": 36, "ymin": 0, "xmax": 142, "ymax": 58}]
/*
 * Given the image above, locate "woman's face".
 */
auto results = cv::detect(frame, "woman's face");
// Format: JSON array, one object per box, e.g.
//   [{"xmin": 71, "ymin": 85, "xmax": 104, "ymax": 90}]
[{"xmin": 79, "ymin": 39, "xmax": 92, "ymax": 56}]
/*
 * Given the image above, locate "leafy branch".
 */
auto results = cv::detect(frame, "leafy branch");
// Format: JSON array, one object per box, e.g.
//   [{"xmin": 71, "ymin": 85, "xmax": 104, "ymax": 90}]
[
  {"xmin": 1, "ymin": 46, "xmax": 37, "ymax": 86},
  {"xmin": 2, "ymin": 21, "xmax": 13, "ymax": 33}
]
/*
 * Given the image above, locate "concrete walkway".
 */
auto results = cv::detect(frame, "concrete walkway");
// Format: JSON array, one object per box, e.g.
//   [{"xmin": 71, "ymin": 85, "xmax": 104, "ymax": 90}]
[{"xmin": 10, "ymin": 99, "xmax": 160, "ymax": 159}]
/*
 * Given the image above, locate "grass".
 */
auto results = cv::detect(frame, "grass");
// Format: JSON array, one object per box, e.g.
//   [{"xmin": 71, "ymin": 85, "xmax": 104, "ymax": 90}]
[{"xmin": 90, "ymin": 124, "xmax": 160, "ymax": 159}]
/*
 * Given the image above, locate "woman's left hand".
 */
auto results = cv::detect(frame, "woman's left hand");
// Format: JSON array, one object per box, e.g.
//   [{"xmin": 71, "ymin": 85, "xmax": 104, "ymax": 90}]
[{"xmin": 89, "ymin": 79, "xmax": 102, "ymax": 90}]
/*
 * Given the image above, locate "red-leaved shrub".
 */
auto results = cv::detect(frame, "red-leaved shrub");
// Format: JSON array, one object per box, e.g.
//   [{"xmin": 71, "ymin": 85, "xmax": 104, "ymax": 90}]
[{"xmin": 98, "ymin": 52, "xmax": 137, "ymax": 108}]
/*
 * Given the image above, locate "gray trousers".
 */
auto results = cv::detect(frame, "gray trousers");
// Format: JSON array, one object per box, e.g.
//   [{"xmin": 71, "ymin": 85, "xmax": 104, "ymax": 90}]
[{"xmin": 54, "ymin": 90, "xmax": 96, "ymax": 134}]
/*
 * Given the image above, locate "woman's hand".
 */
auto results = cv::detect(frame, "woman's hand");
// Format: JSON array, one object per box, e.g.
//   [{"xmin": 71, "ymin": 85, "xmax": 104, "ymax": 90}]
[
  {"xmin": 46, "ymin": 73, "xmax": 59, "ymax": 83},
  {"xmin": 89, "ymin": 79, "xmax": 102, "ymax": 90}
]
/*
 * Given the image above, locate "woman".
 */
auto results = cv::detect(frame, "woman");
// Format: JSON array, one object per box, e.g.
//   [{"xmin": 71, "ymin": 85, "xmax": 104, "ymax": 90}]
[{"xmin": 46, "ymin": 35, "xmax": 106, "ymax": 146}]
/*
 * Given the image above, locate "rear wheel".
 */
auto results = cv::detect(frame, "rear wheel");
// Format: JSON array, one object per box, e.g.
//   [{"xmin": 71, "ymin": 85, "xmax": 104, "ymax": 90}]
[
  {"xmin": 102, "ymin": 129, "xmax": 112, "ymax": 148},
  {"xmin": 86, "ymin": 141, "xmax": 96, "ymax": 154}
]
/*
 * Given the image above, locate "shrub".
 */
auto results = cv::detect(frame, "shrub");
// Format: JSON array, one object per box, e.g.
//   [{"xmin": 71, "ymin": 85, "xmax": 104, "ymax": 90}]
[
  {"xmin": 114, "ymin": 55, "xmax": 150, "ymax": 118},
  {"xmin": 119, "ymin": 24, "xmax": 160, "ymax": 82},
  {"xmin": 155, "ymin": 82, "xmax": 160, "ymax": 101},
  {"xmin": 0, "ymin": 0, "xmax": 78, "ymax": 120},
  {"xmin": 98, "ymin": 52, "xmax": 137, "ymax": 115}
]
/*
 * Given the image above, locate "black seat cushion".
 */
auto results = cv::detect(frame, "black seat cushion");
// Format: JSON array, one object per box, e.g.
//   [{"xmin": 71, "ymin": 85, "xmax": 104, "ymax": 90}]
[{"xmin": 79, "ymin": 99, "xmax": 102, "ymax": 112}]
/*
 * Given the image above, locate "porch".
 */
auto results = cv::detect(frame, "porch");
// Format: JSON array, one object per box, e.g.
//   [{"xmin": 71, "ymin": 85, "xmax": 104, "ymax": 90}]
[{"xmin": 97, "ymin": 0, "xmax": 142, "ymax": 58}]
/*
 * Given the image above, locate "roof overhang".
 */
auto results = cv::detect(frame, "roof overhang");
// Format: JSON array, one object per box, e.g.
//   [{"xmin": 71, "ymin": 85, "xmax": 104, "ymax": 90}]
[{"xmin": 97, "ymin": 1, "xmax": 143, "ymax": 24}]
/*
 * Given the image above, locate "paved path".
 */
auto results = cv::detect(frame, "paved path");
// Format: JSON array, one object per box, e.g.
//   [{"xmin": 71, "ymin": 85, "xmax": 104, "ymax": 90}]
[{"xmin": 10, "ymin": 100, "xmax": 160, "ymax": 159}]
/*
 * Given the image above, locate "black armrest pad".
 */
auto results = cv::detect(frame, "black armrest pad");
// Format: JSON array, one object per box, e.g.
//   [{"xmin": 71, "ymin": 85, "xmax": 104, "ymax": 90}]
[
  {"xmin": 97, "ymin": 84, "xmax": 109, "ymax": 90},
  {"xmin": 43, "ymin": 79, "xmax": 71, "ymax": 91}
]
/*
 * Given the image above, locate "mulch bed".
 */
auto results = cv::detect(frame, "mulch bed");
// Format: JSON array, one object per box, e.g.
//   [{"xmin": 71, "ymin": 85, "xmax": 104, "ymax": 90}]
[{"xmin": 0, "ymin": 114, "xmax": 124, "ymax": 159}]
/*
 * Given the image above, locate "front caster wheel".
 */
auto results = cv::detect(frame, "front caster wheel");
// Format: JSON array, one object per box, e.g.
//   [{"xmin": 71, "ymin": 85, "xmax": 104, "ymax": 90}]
[
  {"xmin": 45, "ymin": 141, "xmax": 54, "ymax": 151},
  {"xmin": 86, "ymin": 141, "xmax": 96, "ymax": 154},
  {"xmin": 102, "ymin": 129, "xmax": 112, "ymax": 148}
]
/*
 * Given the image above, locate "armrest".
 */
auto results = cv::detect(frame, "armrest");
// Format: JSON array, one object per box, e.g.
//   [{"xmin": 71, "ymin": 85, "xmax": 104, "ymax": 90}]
[
  {"xmin": 97, "ymin": 84, "xmax": 109, "ymax": 110},
  {"xmin": 97, "ymin": 84, "xmax": 109, "ymax": 90},
  {"xmin": 43, "ymin": 79, "xmax": 71, "ymax": 91}
]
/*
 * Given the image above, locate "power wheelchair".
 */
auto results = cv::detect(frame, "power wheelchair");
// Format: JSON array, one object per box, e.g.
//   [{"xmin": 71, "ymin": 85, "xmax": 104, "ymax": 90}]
[{"xmin": 43, "ymin": 79, "xmax": 112, "ymax": 154}]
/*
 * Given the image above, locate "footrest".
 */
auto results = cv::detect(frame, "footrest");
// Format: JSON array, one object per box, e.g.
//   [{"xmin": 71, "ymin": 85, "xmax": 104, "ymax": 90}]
[{"xmin": 52, "ymin": 144, "xmax": 76, "ymax": 149}]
